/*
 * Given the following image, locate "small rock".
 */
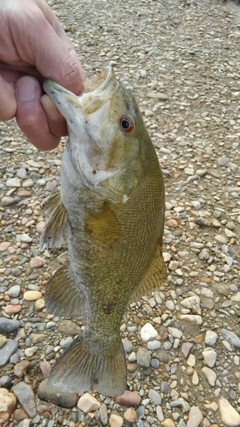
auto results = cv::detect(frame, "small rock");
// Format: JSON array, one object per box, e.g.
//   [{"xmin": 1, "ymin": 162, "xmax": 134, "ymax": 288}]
[
  {"xmin": 7, "ymin": 285, "xmax": 21, "ymax": 298},
  {"xmin": 147, "ymin": 91, "xmax": 168, "ymax": 100},
  {"xmin": 36, "ymin": 221, "xmax": 46, "ymax": 234},
  {"xmin": 0, "ymin": 339, "xmax": 18, "ymax": 367},
  {"xmin": 0, "ymin": 242, "xmax": 11, "ymax": 252},
  {"xmin": 24, "ymin": 291, "xmax": 42, "ymax": 301},
  {"xmin": 187, "ymin": 354, "xmax": 195, "ymax": 367},
  {"xmin": 78, "ymin": 393, "xmax": 100, "ymax": 413},
  {"xmin": 116, "ymin": 390, "xmax": 141, "ymax": 406},
  {"xmin": 124, "ymin": 408, "xmax": 137, "ymax": 423},
  {"xmin": 168, "ymin": 327, "xmax": 182, "ymax": 339},
  {"xmin": 12, "ymin": 382, "xmax": 37, "ymax": 418},
  {"xmin": 122, "ymin": 339, "xmax": 133, "ymax": 353},
  {"xmin": 17, "ymin": 168, "xmax": 27, "ymax": 179},
  {"xmin": 1, "ymin": 196, "xmax": 20, "ymax": 206},
  {"xmin": 99, "ymin": 403, "xmax": 108, "ymax": 426},
  {"xmin": 219, "ymin": 397, "xmax": 240, "ymax": 427},
  {"xmin": 170, "ymin": 398, "xmax": 190, "ymax": 413},
  {"xmin": 192, "ymin": 370, "xmax": 199, "ymax": 385},
  {"xmin": 30, "ymin": 257, "xmax": 46, "ymax": 268},
  {"xmin": 137, "ymin": 348, "xmax": 151, "ymax": 367},
  {"xmin": 16, "ymin": 234, "xmax": 32, "ymax": 243},
  {"xmin": 181, "ymin": 295, "xmax": 201, "ymax": 314},
  {"xmin": 25, "ymin": 346, "xmax": 38, "ymax": 357},
  {"xmin": 109, "ymin": 413, "xmax": 123, "ymax": 427},
  {"xmin": 14, "ymin": 360, "xmax": 30, "ymax": 378},
  {"xmin": 148, "ymin": 389, "xmax": 161, "ymax": 405},
  {"xmin": 161, "ymin": 418, "xmax": 176, "ymax": 427},
  {"xmin": 221, "ymin": 329, "xmax": 240, "ymax": 348},
  {"xmin": 215, "ymin": 234, "xmax": 227, "ymax": 244},
  {"xmin": 187, "ymin": 406, "xmax": 203, "ymax": 427},
  {"xmin": 6, "ymin": 178, "xmax": 21, "ymax": 187},
  {"xmin": 140, "ymin": 323, "xmax": 158, "ymax": 341},
  {"xmin": 4, "ymin": 304, "xmax": 22, "ymax": 314},
  {"xmin": 180, "ymin": 315, "xmax": 202, "ymax": 325},
  {"xmin": 181, "ymin": 342, "xmax": 193, "ymax": 358},
  {"xmin": 0, "ymin": 318, "xmax": 20, "ymax": 334},
  {"xmin": 38, "ymin": 379, "xmax": 77, "ymax": 408},
  {"xmin": 202, "ymin": 367, "xmax": 216, "ymax": 386},
  {"xmin": 202, "ymin": 348, "xmax": 217, "ymax": 367},
  {"xmin": 0, "ymin": 388, "xmax": 17, "ymax": 424},
  {"xmin": 58, "ymin": 320, "xmax": 81, "ymax": 335},
  {"xmin": 205, "ymin": 331, "xmax": 217, "ymax": 346}
]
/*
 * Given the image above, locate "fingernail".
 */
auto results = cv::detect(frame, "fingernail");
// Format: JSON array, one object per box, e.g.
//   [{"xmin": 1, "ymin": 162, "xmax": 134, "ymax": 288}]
[{"xmin": 16, "ymin": 77, "xmax": 39, "ymax": 102}]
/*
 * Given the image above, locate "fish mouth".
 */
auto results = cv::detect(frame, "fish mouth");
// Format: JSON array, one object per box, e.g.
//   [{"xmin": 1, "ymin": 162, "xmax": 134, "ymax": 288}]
[{"xmin": 43, "ymin": 65, "xmax": 118, "ymax": 117}]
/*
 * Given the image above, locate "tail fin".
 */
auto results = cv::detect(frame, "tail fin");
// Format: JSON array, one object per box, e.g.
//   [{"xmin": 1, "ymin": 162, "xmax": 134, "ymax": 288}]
[{"xmin": 47, "ymin": 336, "xmax": 126, "ymax": 397}]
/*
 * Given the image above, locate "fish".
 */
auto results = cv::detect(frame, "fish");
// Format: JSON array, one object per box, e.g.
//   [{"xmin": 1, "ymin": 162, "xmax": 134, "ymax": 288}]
[{"xmin": 42, "ymin": 66, "xmax": 166, "ymax": 397}]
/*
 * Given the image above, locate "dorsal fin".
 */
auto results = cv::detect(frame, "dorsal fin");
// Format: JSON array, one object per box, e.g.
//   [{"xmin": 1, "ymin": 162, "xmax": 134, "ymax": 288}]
[
  {"xmin": 129, "ymin": 243, "xmax": 166, "ymax": 303},
  {"xmin": 40, "ymin": 192, "xmax": 68, "ymax": 249}
]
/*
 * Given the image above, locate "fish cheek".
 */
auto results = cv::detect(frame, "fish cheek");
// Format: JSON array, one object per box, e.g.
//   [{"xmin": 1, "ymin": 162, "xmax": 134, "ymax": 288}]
[{"xmin": 84, "ymin": 202, "xmax": 120, "ymax": 245}]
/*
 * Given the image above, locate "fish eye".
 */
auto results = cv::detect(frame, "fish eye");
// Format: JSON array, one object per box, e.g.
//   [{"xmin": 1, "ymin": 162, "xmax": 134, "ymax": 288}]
[{"xmin": 120, "ymin": 116, "xmax": 135, "ymax": 133}]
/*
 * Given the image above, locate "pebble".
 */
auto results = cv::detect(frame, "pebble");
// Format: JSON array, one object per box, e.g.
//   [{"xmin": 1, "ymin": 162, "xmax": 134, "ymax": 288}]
[
  {"xmin": 14, "ymin": 360, "xmax": 30, "ymax": 378},
  {"xmin": 109, "ymin": 413, "xmax": 123, "ymax": 427},
  {"xmin": 140, "ymin": 323, "xmax": 158, "ymax": 341},
  {"xmin": 124, "ymin": 408, "xmax": 137, "ymax": 423},
  {"xmin": 148, "ymin": 389, "xmax": 161, "ymax": 405},
  {"xmin": 4, "ymin": 304, "xmax": 22, "ymax": 314},
  {"xmin": 0, "ymin": 388, "xmax": 17, "ymax": 424},
  {"xmin": 202, "ymin": 348, "xmax": 217, "ymax": 367},
  {"xmin": 161, "ymin": 418, "xmax": 175, "ymax": 427},
  {"xmin": 25, "ymin": 346, "xmax": 38, "ymax": 357},
  {"xmin": 7, "ymin": 285, "xmax": 21, "ymax": 298},
  {"xmin": 0, "ymin": 335, "xmax": 7, "ymax": 348},
  {"xmin": 122, "ymin": 339, "xmax": 133, "ymax": 353},
  {"xmin": 205, "ymin": 331, "xmax": 217, "ymax": 346},
  {"xmin": 24, "ymin": 291, "xmax": 42, "ymax": 301},
  {"xmin": 0, "ymin": 339, "xmax": 18, "ymax": 367},
  {"xmin": 6, "ymin": 177, "xmax": 21, "ymax": 187},
  {"xmin": 0, "ymin": 318, "xmax": 20, "ymax": 334},
  {"xmin": 116, "ymin": 390, "xmax": 141, "ymax": 407},
  {"xmin": 0, "ymin": 242, "xmax": 11, "ymax": 252},
  {"xmin": 12, "ymin": 382, "xmax": 37, "ymax": 418},
  {"xmin": 187, "ymin": 406, "xmax": 203, "ymax": 427},
  {"xmin": 38, "ymin": 379, "xmax": 78, "ymax": 408},
  {"xmin": 180, "ymin": 295, "xmax": 201, "ymax": 314},
  {"xmin": 202, "ymin": 367, "xmax": 216, "ymax": 386},
  {"xmin": 221, "ymin": 329, "xmax": 240, "ymax": 348},
  {"xmin": 170, "ymin": 398, "xmax": 190, "ymax": 413},
  {"xmin": 219, "ymin": 397, "xmax": 240, "ymax": 427},
  {"xmin": 181, "ymin": 342, "xmax": 193, "ymax": 358},
  {"xmin": 99, "ymin": 403, "xmax": 108, "ymax": 425},
  {"xmin": 137, "ymin": 348, "xmax": 151, "ymax": 367},
  {"xmin": 168, "ymin": 326, "xmax": 182, "ymax": 339},
  {"xmin": 147, "ymin": 340, "xmax": 161, "ymax": 350},
  {"xmin": 78, "ymin": 393, "xmax": 100, "ymax": 412},
  {"xmin": 29, "ymin": 257, "xmax": 46, "ymax": 268}
]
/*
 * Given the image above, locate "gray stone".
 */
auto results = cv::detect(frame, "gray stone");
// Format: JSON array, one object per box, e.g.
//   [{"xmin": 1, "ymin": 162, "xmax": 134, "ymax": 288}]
[
  {"xmin": 38, "ymin": 379, "xmax": 78, "ymax": 408},
  {"xmin": 13, "ymin": 381, "xmax": 37, "ymax": 418},
  {"xmin": 186, "ymin": 406, "xmax": 203, "ymax": 427},
  {"xmin": 0, "ymin": 339, "xmax": 18, "ymax": 367},
  {"xmin": 221, "ymin": 329, "xmax": 240, "ymax": 348},
  {"xmin": 137, "ymin": 348, "xmax": 151, "ymax": 368},
  {"xmin": 148, "ymin": 389, "xmax": 162, "ymax": 405},
  {"xmin": 0, "ymin": 318, "xmax": 20, "ymax": 334},
  {"xmin": 122, "ymin": 339, "xmax": 133, "ymax": 353},
  {"xmin": 205, "ymin": 330, "xmax": 217, "ymax": 346},
  {"xmin": 6, "ymin": 177, "xmax": 21, "ymax": 187},
  {"xmin": 60, "ymin": 337, "xmax": 74, "ymax": 349},
  {"xmin": 7, "ymin": 285, "xmax": 21, "ymax": 298},
  {"xmin": 170, "ymin": 398, "xmax": 190, "ymax": 413},
  {"xmin": 17, "ymin": 168, "xmax": 27, "ymax": 179},
  {"xmin": 202, "ymin": 348, "xmax": 217, "ymax": 367}
]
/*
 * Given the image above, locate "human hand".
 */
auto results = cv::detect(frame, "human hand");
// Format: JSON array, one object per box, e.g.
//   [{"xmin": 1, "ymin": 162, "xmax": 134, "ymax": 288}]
[{"xmin": 0, "ymin": 0, "xmax": 85, "ymax": 150}]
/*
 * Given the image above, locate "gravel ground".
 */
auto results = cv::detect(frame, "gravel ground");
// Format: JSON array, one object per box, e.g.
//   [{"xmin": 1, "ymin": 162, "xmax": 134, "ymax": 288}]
[{"xmin": 1, "ymin": 0, "xmax": 240, "ymax": 426}]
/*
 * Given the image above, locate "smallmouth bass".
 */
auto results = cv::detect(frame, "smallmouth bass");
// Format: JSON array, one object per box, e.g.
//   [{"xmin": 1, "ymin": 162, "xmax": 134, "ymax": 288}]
[{"xmin": 42, "ymin": 66, "xmax": 166, "ymax": 397}]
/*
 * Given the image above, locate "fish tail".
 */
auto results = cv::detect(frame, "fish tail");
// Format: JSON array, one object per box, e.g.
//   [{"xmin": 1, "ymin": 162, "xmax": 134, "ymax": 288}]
[{"xmin": 47, "ymin": 336, "xmax": 127, "ymax": 397}]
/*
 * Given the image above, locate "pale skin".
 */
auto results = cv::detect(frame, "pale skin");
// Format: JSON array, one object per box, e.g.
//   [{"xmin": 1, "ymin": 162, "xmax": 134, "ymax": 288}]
[{"xmin": 0, "ymin": 0, "xmax": 85, "ymax": 150}]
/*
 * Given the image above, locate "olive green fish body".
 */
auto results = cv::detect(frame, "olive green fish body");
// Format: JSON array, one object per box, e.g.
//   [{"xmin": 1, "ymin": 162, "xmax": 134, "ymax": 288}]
[{"xmin": 42, "ymin": 67, "xmax": 166, "ymax": 396}]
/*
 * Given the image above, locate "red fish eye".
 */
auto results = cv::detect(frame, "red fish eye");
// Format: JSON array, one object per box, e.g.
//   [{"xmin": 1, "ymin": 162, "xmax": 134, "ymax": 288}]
[{"xmin": 120, "ymin": 116, "xmax": 135, "ymax": 133}]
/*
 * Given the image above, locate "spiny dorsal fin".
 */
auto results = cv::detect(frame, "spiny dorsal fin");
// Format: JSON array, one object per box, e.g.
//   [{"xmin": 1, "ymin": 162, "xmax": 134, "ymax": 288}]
[
  {"xmin": 40, "ymin": 192, "xmax": 68, "ymax": 249},
  {"xmin": 45, "ymin": 266, "xmax": 86, "ymax": 318},
  {"xmin": 129, "ymin": 243, "xmax": 167, "ymax": 303}
]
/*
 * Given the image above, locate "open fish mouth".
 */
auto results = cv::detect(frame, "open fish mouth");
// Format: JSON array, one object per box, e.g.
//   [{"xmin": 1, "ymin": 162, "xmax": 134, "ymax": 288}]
[{"xmin": 43, "ymin": 65, "xmax": 118, "ymax": 117}]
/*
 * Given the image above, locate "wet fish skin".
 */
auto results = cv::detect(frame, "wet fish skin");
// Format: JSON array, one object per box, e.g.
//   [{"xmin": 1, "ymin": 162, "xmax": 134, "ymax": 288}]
[{"xmin": 42, "ymin": 66, "xmax": 166, "ymax": 397}]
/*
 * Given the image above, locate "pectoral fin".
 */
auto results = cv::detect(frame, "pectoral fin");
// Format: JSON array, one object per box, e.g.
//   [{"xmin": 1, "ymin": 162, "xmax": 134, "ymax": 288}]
[
  {"xmin": 41, "ymin": 192, "xmax": 68, "ymax": 249},
  {"xmin": 129, "ymin": 243, "xmax": 166, "ymax": 303},
  {"xmin": 84, "ymin": 202, "xmax": 120, "ymax": 246},
  {"xmin": 45, "ymin": 266, "xmax": 86, "ymax": 318}
]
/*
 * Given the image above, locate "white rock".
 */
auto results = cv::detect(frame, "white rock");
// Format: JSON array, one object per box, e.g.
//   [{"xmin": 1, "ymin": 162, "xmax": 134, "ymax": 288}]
[
  {"xmin": 180, "ymin": 315, "xmax": 202, "ymax": 325},
  {"xmin": 187, "ymin": 406, "xmax": 203, "ymax": 427},
  {"xmin": 202, "ymin": 367, "xmax": 216, "ymax": 386},
  {"xmin": 205, "ymin": 330, "xmax": 217, "ymax": 346},
  {"xmin": 109, "ymin": 414, "xmax": 123, "ymax": 427},
  {"xmin": 168, "ymin": 327, "xmax": 182, "ymax": 339},
  {"xmin": 77, "ymin": 393, "xmax": 100, "ymax": 413},
  {"xmin": 187, "ymin": 354, "xmax": 195, "ymax": 367},
  {"xmin": 219, "ymin": 397, "xmax": 240, "ymax": 427},
  {"xmin": 156, "ymin": 405, "xmax": 164, "ymax": 421},
  {"xmin": 6, "ymin": 178, "xmax": 21, "ymax": 187},
  {"xmin": 202, "ymin": 348, "xmax": 217, "ymax": 367},
  {"xmin": 140, "ymin": 323, "xmax": 158, "ymax": 341},
  {"xmin": 192, "ymin": 370, "xmax": 199, "ymax": 385},
  {"xmin": 180, "ymin": 295, "xmax": 201, "ymax": 314}
]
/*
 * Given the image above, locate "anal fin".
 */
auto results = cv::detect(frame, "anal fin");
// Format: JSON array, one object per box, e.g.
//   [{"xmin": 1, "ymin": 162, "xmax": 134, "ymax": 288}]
[
  {"xmin": 47, "ymin": 336, "xmax": 126, "ymax": 397},
  {"xmin": 40, "ymin": 192, "xmax": 68, "ymax": 249},
  {"xmin": 129, "ymin": 243, "xmax": 167, "ymax": 303},
  {"xmin": 45, "ymin": 266, "xmax": 86, "ymax": 318}
]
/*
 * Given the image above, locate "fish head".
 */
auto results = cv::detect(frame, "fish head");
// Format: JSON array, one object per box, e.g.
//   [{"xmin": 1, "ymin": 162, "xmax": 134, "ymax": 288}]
[{"xmin": 43, "ymin": 66, "xmax": 149, "ymax": 203}]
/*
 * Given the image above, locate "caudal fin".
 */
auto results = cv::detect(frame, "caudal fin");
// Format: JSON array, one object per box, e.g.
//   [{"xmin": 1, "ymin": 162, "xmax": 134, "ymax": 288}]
[{"xmin": 47, "ymin": 336, "xmax": 127, "ymax": 397}]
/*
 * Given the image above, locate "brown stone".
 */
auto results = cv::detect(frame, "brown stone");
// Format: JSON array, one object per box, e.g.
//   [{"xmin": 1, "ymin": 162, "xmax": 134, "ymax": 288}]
[{"xmin": 0, "ymin": 389, "xmax": 17, "ymax": 424}]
